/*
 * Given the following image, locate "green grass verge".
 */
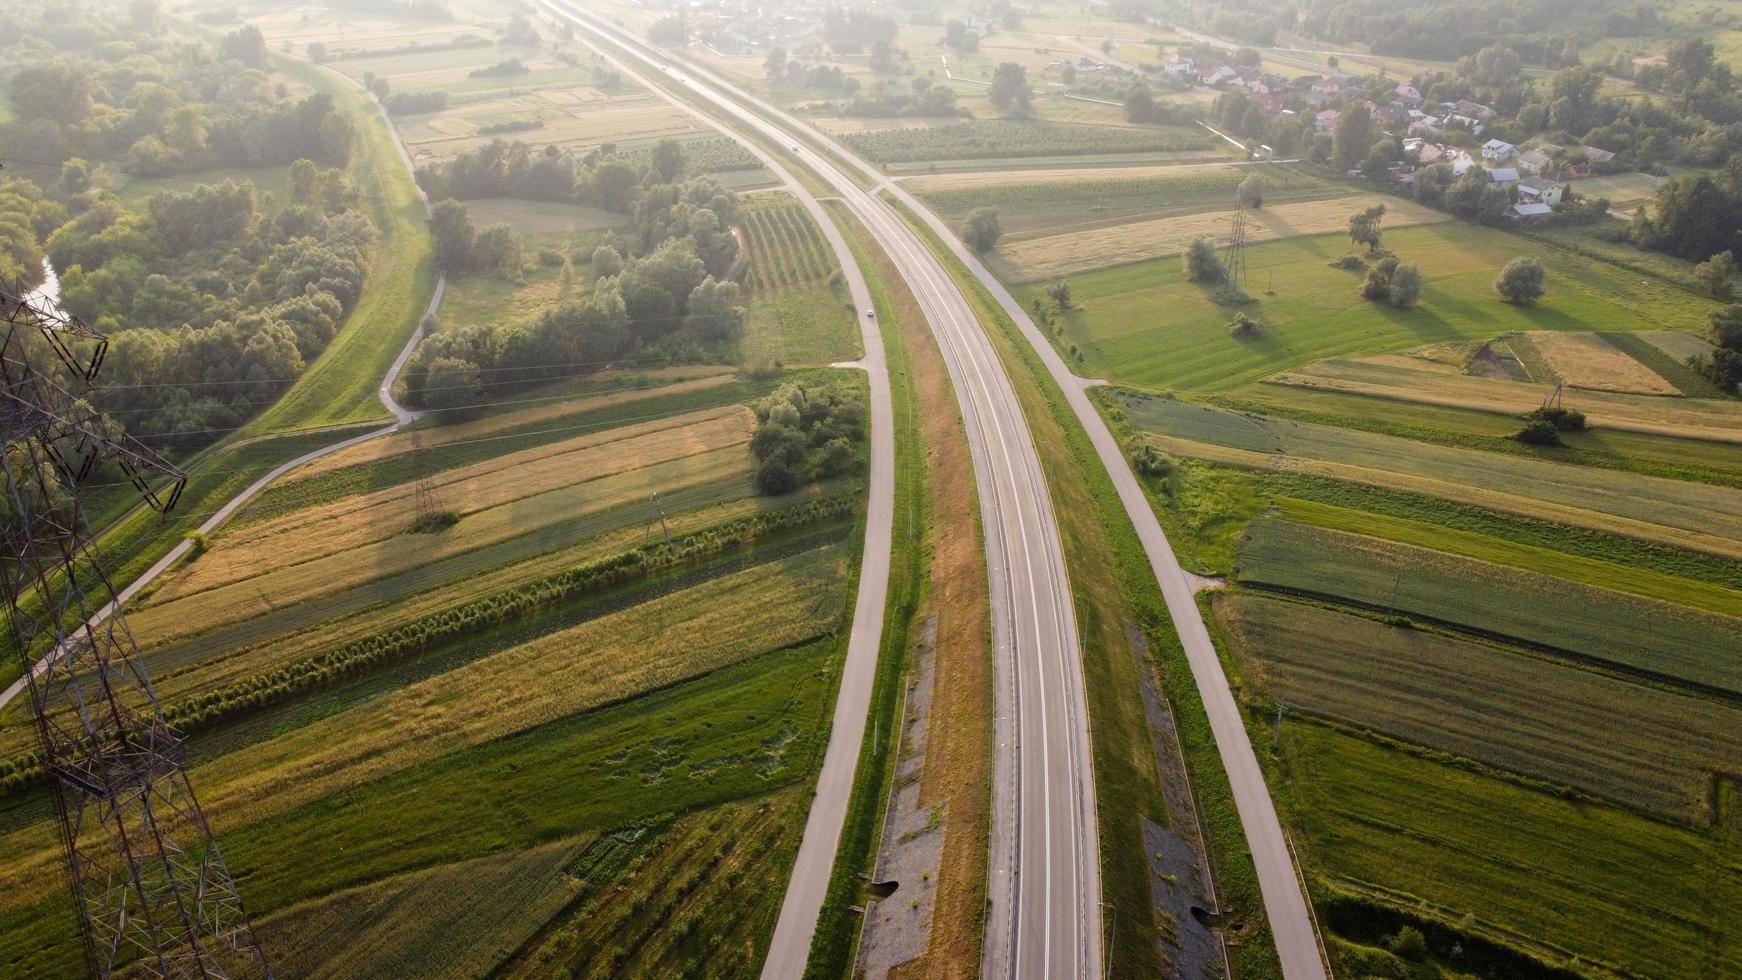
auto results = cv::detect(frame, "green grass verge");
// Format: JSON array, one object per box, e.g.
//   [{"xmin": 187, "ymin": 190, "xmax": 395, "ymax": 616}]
[
  {"xmin": 893, "ymin": 199, "xmax": 1283, "ymax": 979},
  {"xmin": 801, "ymin": 202, "xmax": 927, "ymax": 980}
]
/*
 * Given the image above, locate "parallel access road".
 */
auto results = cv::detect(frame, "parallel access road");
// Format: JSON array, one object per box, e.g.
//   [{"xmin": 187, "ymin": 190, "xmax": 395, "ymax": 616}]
[
  {"xmin": 535, "ymin": 10, "xmax": 897, "ymax": 979},
  {"xmin": 544, "ymin": 6, "xmax": 1101, "ymax": 978},
  {"xmin": 555, "ymin": 10, "xmax": 1328, "ymax": 978}
]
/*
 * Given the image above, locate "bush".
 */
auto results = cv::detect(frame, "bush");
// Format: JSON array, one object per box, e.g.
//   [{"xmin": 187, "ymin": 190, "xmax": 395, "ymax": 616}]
[
  {"xmin": 1386, "ymin": 925, "xmax": 1429, "ymax": 961},
  {"xmin": 1328, "ymin": 252, "xmax": 1366, "ymax": 270},
  {"xmin": 750, "ymin": 382, "xmax": 867, "ymax": 495},
  {"xmin": 961, "ymin": 207, "xmax": 1002, "ymax": 252},
  {"xmin": 1228, "ymin": 311, "xmax": 1263, "ymax": 338},
  {"xmin": 1526, "ymin": 405, "xmax": 1586, "ymax": 431},
  {"xmin": 1129, "ymin": 442, "xmax": 1174, "ymax": 476},
  {"xmin": 1515, "ymin": 417, "xmax": 1562, "ymax": 445},
  {"xmin": 1387, "ymin": 262, "xmax": 1423, "ymax": 308},
  {"xmin": 1183, "ymin": 236, "xmax": 1225, "ymax": 282},
  {"xmin": 184, "ymin": 530, "xmax": 210, "ymax": 557},
  {"xmin": 1495, "ymin": 256, "xmax": 1546, "ymax": 304}
]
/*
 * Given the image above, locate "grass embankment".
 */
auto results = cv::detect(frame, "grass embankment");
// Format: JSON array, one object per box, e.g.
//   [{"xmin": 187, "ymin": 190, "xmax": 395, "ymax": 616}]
[
  {"xmin": 814, "ymin": 203, "xmax": 993, "ymax": 979},
  {"xmin": 1025, "ymin": 222, "xmax": 1715, "ymax": 392},
  {"xmin": 1217, "ymin": 594, "xmax": 1742, "ymax": 824},
  {"xmin": 799, "ymin": 205, "xmax": 930, "ymax": 980},
  {"xmin": 246, "ymin": 57, "xmax": 433, "ymax": 433},
  {"xmin": 895, "ymin": 202, "xmax": 1283, "ymax": 979}
]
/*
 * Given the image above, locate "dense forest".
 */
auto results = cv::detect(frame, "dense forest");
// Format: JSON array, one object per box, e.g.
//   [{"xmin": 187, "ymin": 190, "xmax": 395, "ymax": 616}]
[
  {"xmin": 1, "ymin": 3, "xmax": 375, "ymax": 451},
  {"xmin": 404, "ymin": 138, "xmax": 746, "ymax": 412}
]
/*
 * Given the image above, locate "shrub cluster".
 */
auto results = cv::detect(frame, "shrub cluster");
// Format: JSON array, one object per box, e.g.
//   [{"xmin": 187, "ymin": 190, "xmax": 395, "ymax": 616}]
[{"xmin": 750, "ymin": 383, "xmax": 867, "ymax": 495}]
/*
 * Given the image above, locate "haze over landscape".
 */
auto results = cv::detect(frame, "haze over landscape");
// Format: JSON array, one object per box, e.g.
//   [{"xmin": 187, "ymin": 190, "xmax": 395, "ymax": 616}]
[{"xmin": 0, "ymin": 0, "xmax": 1739, "ymax": 977}]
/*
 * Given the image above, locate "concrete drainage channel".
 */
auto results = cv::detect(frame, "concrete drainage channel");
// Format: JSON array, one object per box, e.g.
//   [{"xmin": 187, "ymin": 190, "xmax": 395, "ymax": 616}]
[{"xmin": 854, "ymin": 616, "xmax": 946, "ymax": 978}]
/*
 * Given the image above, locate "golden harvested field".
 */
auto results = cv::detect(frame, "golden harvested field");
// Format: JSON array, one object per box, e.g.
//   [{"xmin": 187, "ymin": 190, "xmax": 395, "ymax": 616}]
[
  {"xmin": 288, "ymin": 371, "xmax": 736, "ymax": 481},
  {"xmin": 1525, "ymin": 331, "xmax": 1680, "ymax": 395},
  {"xmin": 1270, "ymin": 356, "xmax": 1742, "ymax": 443},
  {"xmin": 400, "ymin": 92, "xmax": 697, "ymax": 165},
  {"xmin": 125, "ymin": 410, "xmax": 754, "ymax": 650},
  {"xmin": 989, "ymin": 194, "xmax": 1449, "ymax": 281},
  {"xmin": 245, "ymin": 3, "xmax": 491, "ymax": 55},
  {"xmin": 163, "ymin": 407, "xmax": 750, "ymax": 597},
  {"xmin": 0, "ymin": 544, "xmax": 852, "ymax": 903}
]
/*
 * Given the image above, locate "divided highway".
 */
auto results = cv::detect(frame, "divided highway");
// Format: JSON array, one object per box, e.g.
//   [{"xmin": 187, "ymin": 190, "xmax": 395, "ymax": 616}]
[
  {"xmin": 550, "ymin": 7, "xmax": 1328, "ymax": 979},
  {"xmin": 541, "ymin": 5, "xmax": 1102, "ymax": 977}
]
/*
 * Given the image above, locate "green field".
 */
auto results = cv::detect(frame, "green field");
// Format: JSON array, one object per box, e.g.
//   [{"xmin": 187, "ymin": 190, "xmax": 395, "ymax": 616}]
[
  {"xmin": 1218, "ymin": 594, "xmax": 1742, "ymax": 823},
  {"xmin": 1126, "ymin": 396, "xmax": 1742, "ymax": 556},
  {"xmin": 1026, "ymin": 222, "xmax": 1716, "ymax": 392},
  {"xmin": 738, "ymin": 197, "xmax": 860, "ymax": 367},
  {"xmin": 1279, "ymin": 721, "xmax": 1742, "ymax": 980},
  {"xmin": 115, "ymin": 164, "xmax": 296, "ymax": 205},
  {"xmin": 840, "ymin": 119, "xmax": 1215, "ymax": 164},
  {"xmin": 1235, "ymin": 519, "xmax": 1742, "ymax": 694}
]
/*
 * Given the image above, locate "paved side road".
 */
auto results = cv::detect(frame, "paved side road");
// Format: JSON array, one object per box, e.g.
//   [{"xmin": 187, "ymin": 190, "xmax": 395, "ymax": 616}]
[
  {"xmin": 541, "ymin": 9, "xmax": 897, "ymax": 978},
  {"xmin": 572, "ymin": 23, "xmax": 1329, "ymax": 979},
  {"xmin": 542, "ymin": 8, "xmax": 1104, "ymax": 978}
]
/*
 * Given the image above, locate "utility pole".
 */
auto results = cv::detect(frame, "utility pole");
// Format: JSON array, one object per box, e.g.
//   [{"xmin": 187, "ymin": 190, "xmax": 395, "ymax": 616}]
[{"xmin": 0, "ymin": 285, "xmax": 270, "ymax": 978}]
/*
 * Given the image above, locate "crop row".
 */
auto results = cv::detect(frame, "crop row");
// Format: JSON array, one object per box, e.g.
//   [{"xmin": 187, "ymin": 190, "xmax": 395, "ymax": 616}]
[
  {"xmin": 1235, "ymin": 518, "xmax": 1742, "ymax": 695},
  {"xmin": 1218, "ymin": 593, "xmax": 1742, "ymax": 824},
  {"xmin": 0, "ymin": 496, "xmax": 857, "ymax": 794},
  {"xmin": 613, "ymin": 136, "xmax": 759, "ymax": 174},
  {"xmin": 744, "ymin": 202, "xmax": 833, "ymax": 293},
  {"xmin": 839, "ymin": 120, "xmax": 1214, "ymax": 163}
]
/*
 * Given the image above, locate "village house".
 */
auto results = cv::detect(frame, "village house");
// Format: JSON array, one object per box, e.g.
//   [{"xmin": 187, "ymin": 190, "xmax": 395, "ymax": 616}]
[
  {"xmin": 1516, "ymin": 147, "xmax": 1555, "ymax": 175},
  {"xmin": 1580, "ymin": 144, "xmax": 1617, "ymax": 165},
  {"xmin": 1481, "ymin": 138, "xmax": 1516, "ymax": 161},
  {"xmin": 1315, "ymin": 108, "xmax": 1341, "ymax": 132},
  {"xmin": 1487, "ymin": 166, "xmax": 1521, "ymax": 188},
  {"xmin": 1507, "ymin": 201, "xmax": 1554, "ymax": 223},
  {"xmin": 1517, "ymin": 176, "xmax": 1567, "ymax": 205},
  {"xmin": 1394, "ymin": 83, "xmax": 1421, "ymax": 106}
]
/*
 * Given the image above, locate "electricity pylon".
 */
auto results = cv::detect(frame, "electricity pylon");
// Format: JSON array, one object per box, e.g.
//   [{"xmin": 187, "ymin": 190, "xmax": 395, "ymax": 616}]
[{"xmin": 0, "ymin": 285, "xmax": 271, "ymax": 979}]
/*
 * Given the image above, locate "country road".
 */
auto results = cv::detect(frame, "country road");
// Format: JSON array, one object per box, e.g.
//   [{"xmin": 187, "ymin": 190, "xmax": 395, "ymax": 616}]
[
  {"xmin": 552, "ymin": 8, "xmax": 1329, "ymax": 979},
  {"xmin": 543, "ymin": 6, "xmax": 1102, "ymax": 978},
  {"xmin": 535, "ymin": 9, "xmax": 897, "ymax": 978}
]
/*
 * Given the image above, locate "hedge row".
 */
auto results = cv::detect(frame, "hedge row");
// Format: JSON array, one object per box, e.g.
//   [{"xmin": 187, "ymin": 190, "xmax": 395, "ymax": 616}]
[{"xmin": 0, "ymin": 495, "xmax": 858, "ymax": 796}]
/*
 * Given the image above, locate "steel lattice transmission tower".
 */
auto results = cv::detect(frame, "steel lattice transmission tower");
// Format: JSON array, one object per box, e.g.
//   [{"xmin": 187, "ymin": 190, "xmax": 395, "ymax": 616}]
[
  {"xmin": 0, "ymin": 285, "xmax": 271, "ymax": 980},
  {"xmin": 409, "ymin": 428, "xmax": 441, "ymax": 529},
  {"xmin": 1223, "ymin": 198, "xmax": 1249, "ymax": 288}
]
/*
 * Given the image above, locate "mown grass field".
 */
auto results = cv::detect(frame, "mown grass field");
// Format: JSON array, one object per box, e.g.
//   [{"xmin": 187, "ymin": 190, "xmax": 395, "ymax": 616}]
[
  {"xmin": 991, "ymin": 193, "xmax": 1447, "ymax": 281},
  {"xmin": 840, "ymin": 119, "xmax": 1215, "ymax": 164},
  {"xmin": 738, "ymin": 197, "xmax": 860, "ymax": 367},
  {"xmin": 1236, "ymin": 518, "xmax": 1742, "ymax": 693},
  {"xmin": 1217, "ymin": 594, "xmax": 1742, "ymax": 823},
  {"xmin": 1277, "ymin": 720, "xmax": 1742, "ymax": 980},
  {"xmin": 908, "ymin": 162, "xmax": 1341, "ymax": 236},
  {"xmin": 1025, "ymin": 222, "xmax": 1716, "ymax": 392},
  {"xmin": 1123, "ymin": 395, "xmax": 1742, "ymax": 558}
]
